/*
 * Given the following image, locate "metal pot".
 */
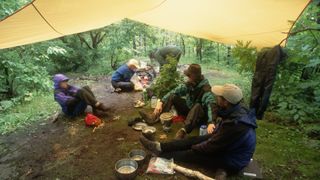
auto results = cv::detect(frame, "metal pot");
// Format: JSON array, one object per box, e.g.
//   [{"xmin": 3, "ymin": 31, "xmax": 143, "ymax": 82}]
[
  {"xmin": 115, "ymin": 158, "xmax": 138, "ymax": 180},
  {"xmin": 128, "ymin": 149, "xmax": 146, "ymax": 166},
  {"xmin": 142, "ymin": 126, "xmax": 156, "ymax": 141}
]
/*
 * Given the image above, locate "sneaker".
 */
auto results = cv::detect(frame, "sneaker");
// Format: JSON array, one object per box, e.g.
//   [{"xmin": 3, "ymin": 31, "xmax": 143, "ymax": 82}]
[
  {"xmin": 175, "ymin": 128, "xmax": 187, "ymax": 140},
  {"xmin": 139, "ymin": 111, "xmax": 159, "ymax": 125},
  {"xmin": 139, "ymin": 136, "xmax": 161, "ymax": 155},
  {"xmin": 114, "ymin": 88, "xmax": 122, "ymax": 93}
]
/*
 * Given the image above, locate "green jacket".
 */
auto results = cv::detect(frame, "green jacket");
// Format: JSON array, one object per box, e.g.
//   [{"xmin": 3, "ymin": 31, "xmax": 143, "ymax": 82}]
[
  {"xmin": 162, "ymin": 78, "xmax": 216, "ymax": 123},
  {"xmin": 154, "ymin": 46, "xmax": 182, "ymax": 66}
]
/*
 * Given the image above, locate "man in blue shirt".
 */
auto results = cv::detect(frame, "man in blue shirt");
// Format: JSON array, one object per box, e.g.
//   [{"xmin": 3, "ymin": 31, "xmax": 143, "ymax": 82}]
[{"xmin": 111, "ymin": 59, "xmax": 140, "ymax": 92}]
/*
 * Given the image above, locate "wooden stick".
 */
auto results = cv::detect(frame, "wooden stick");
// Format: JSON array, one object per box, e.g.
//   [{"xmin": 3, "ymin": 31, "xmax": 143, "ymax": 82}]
[{"xmin": 173, "ymin": 163, "xmax": 215, "ymax": 180}]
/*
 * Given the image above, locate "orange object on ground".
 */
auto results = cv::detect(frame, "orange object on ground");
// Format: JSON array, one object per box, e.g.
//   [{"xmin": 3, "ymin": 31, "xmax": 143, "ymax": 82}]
[{"xmin": 85, "ymin": 113, "xmax": 102, "ymax": 126}]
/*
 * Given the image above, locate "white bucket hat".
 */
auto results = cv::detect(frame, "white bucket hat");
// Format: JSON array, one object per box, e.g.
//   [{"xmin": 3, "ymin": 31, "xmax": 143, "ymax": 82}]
[
  {"xmin": 127, "ymin": 59, "xmax": 140, "ymax": 69},
  {"xmin": 212, "ymin": 83, "xmax": 243, "ymax": 104}
]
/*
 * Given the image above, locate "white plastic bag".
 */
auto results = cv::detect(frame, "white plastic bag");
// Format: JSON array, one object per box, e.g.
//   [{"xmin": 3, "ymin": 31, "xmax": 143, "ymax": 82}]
[{"xmin": 146, "ymin": 157, "xmax": 175, "ymax": 174}]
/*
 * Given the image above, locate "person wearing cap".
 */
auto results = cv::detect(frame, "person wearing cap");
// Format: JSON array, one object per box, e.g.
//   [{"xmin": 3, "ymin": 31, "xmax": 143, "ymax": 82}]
[
  {"xmin": 111, "ymin": 59, "xmax": 140, "ymax": 92},
  {"xmin": 140, "ymin": 64, "xmax": 216, "ymax": 139},
  {"xmin": 139, "ymin": 83, "xmax": 257, "ymax": 175},
  {"xmin": 53, "ymin": 74, "xmax": 109, "ymax": 117},
  {"xmin": 149, "ymin": 45, "xmax": 182, "ymax": 68}
]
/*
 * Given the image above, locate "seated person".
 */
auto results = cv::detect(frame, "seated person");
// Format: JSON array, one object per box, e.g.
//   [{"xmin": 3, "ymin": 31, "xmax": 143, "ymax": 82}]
[
  {"xmin": 53, "ymin": 74, "xmax": 108, "ymax": 117},
  {"xmin": 139, "ymin": 64, "xmax": 216, "ymax": 139},
  {"xmin": 140, "ymin": 84, "xmax": 257, "ymax": 175},
  {"xmin": 111, "ymin": 59, "xmax": 140, "ymax": 92},
  {"xmin": 149, "ymin": 45, "xmax": 182, "ymax": 68}
]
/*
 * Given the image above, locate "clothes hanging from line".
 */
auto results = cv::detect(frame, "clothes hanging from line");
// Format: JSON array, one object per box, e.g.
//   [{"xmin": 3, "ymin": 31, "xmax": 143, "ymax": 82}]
[{"xmin": 250, "ymin": 45, "xmax": 287, "ymax": 120}]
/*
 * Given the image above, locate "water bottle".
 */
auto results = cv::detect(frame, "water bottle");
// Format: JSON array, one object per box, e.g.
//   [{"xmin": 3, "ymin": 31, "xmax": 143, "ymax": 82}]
[
  {"xmin": 142, "ymin": 89, "xmax": 148, "ymax": 102},
  {"xmin": 150, "ymin": 96, "xmax": 157, "ymax": 108},
  {"xmin": 199, "ymin": 125, "xmax": 208, "ymax": 136}
]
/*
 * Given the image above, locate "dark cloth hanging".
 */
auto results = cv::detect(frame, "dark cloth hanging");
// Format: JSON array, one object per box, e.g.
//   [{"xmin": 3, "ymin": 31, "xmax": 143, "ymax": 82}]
[{"xmin": 250, "ymin": 45, "xmax": 287, "ymax": 120}]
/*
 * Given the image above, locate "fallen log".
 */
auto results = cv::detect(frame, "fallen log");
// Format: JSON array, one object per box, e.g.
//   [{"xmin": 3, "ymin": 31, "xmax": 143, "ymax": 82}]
[{"xmin": 173, "ymin": 163, "xmax": 214, "ymax": 180}]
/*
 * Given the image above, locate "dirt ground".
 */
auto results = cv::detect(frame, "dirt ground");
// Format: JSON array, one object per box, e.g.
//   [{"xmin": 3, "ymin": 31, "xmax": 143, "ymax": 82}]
[{"xmin": 0, "ymin": 76, "xmax": 216, "ymax": 180}]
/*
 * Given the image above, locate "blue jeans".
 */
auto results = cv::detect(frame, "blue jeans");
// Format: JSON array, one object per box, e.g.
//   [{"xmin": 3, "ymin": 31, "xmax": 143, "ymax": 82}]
[{"xmin": 65, "ymin": 100, "xmax": 87, "ymax": 117}]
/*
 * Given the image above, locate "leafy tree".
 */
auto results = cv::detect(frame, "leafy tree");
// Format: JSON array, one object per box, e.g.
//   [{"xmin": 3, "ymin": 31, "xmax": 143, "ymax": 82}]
[
  {"xmin": 231, "ymin": 40, "xmax": 257, "ymax": 73},
  {"xmin": 151, "ymin": 57, "xmax": 183, "ymax": 98}
]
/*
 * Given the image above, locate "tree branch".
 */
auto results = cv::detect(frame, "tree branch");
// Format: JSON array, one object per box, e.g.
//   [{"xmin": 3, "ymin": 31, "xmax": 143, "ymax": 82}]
[{"xmin": 77, "ymin": 34, "xmax": 92, "ymax": 49}]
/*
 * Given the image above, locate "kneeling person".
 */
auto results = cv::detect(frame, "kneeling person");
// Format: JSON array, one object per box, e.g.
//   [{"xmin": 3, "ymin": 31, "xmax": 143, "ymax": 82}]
[
  {"xmin": 140, "ymin": 84, "xmax": 257, "ymax": 174},
  {"xmin": 111, "ymin": 59, "xmax": 140, "ymax": 92},
  {"xmin": 53, "ymin": 74, "xmax": 109, "ymax": 117}
]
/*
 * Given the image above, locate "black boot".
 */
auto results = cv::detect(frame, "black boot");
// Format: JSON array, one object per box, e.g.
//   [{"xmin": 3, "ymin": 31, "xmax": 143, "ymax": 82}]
[
  {"xmin": 139, "ymin": 136, "xmax": 161, "ymax": 155},
  {"xmin": 139, "ymin": 111, "xmax": 159, "ymax": 125},
  {"xmin": 93, "ymin": 108, "xmax": 109, "ymax": 117},
  {"xmin": 127, "ymin": 117, "xmax": 143, "ymax": 126}
]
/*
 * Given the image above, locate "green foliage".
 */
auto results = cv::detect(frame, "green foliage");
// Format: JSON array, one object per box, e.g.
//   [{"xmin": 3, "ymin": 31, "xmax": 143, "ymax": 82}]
[
  {"xmin": 269, "ymin": 1, "xmax": 320, "ymax": 124},
  {"xmin": 151, "ymin": 57, "xmax": 183, "ymax": 98},
  {"xmin": 0, "ymin": 93, "xmax": 58, "ymax": 135},
  {"xmin": 0, "ymin": 0, "xmax": 31, "ymax": 20},
  {"xmin": 0, "ymin": 48, "xmax": 52, "ymax": 111},
  {"xmin": 255, "ymin": 121, "xmax": 320, "ymax": 179},
  {"xmin": 231, "ymin": 40, "xmax": 257, "ymax": 73},
  {"xmin": 270, "ymin": 52, "xmax": 320, "ymax": 124}
]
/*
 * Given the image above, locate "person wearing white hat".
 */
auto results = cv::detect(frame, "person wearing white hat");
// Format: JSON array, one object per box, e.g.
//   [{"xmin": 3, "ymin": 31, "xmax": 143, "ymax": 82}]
[
  {"xmin": 111, "ymin": 59, "xmax": 140, "ymax": 92},
  {"xmin": 139, "ymin": 83, "xmax": 257, "ymax": 176}
]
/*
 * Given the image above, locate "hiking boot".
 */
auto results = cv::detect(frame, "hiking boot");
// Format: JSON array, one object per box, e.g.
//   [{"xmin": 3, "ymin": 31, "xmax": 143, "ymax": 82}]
[
  {"xmin": 139, "ymin": 111, "xmax": 159, "ymax": 125},
  {"xmin": 114, "ymin": 88, "xmax": 122, "ymax": 93},
  {"xmin": 93, "ymin": 109, "xmax": 109, "ymax": 117},
  {"xmin": 139, "ymin": 136, "xmax": 161, "ymax": 155},
  {"xmin": 175, "ymin": 128, "xmax": 187, "ymax": 140},
  {"xmin": 215, "ymin": 169, "xmax": 227, "ymax": 180},
  {"xmin": 96, "ymin": 102, "xmax": 109, "ymax": 111}
]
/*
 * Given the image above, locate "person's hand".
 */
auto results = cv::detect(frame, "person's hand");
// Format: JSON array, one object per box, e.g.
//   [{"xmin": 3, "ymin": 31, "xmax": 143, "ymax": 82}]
[
  {"xmin": 207, "ymin": 123, "xmax": 216, "ymax": 134},
  {"xmin": 153, "ymin": 101, "xmax": 163, "ymax": 116}
]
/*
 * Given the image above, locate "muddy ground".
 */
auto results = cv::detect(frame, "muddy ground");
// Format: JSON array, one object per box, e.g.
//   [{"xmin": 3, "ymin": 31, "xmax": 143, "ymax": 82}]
[{"xmin": 0, "ymin": 76, "xmax": 218, "ymax": 180}]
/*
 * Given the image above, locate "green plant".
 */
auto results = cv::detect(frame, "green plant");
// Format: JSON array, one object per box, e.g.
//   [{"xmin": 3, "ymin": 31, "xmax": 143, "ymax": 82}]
[
  {"xmin": 151, "ymin": 57, "xmax": 183, "ymax": 98},
  {"xmin": 231, "ymin": 40, "xmax": 257, "ymax": 73}
]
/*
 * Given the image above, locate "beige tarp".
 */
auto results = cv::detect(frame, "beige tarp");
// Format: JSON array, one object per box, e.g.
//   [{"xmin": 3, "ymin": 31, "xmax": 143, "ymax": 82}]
[{"xmin": 0, "ymin": 0, "xmax": 310, "ymax": 49}]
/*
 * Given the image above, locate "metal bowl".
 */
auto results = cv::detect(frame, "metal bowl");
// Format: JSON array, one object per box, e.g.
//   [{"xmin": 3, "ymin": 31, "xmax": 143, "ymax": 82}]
[
  {"xmin": 142, "ymin": 126, "xmax": 157, "ymax": 141},
  {"xmin": 132, "ymin": 122, "xmax": 148, "ymax": 131},
  {"xmin": 115, "ymin": 158, "xmax": 138, "ymax": 180},
  {"xmin": 128, "ymin": 149, "xmax": 146, "ymax": 165},
  {"xmin": 160, "ymin": 112, "xmax": 173, "ymax": 126}
]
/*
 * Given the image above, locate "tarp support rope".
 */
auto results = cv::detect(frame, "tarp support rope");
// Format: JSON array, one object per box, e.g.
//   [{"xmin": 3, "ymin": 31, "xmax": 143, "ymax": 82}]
[{"xmin": 31, "ymin": 2, "xmax": 64, "ymax": 35}]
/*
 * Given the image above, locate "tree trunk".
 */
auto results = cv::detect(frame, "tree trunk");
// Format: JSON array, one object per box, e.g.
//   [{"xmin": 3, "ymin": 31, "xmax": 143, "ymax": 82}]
[
  {"xmin": 143, "ymin": 34, "xmax": 147, "ymax": 54},
  {"xmin": 4, "ymin": 67, "xmax": 14, "ymax": 97},
  {"xmin": 180, "ymin": 35, "xmax": 186, "ymax": 56},
  {"xmin": 196, "ymin": 39, "xmax": 203, "ymax": 61},
  {"xmin": 132, "ymin": 36, "xmax": 137, "ymax": 55},
  {"xmin": 217, "ymin": 43, "xmax": 220, "ymax": 62}
]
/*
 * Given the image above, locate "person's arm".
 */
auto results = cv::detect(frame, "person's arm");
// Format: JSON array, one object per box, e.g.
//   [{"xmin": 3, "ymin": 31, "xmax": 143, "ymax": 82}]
[
  {"xmin": 154, "ymin": 52, "xmax": 166, "ymax": 66},
  {"xmin": 192, "ymin": 123, "xmax": 249, "ymax": 154},
  {"xmin": 161, "ymin": 84, "xmax": 188, "ymax": 103},
  {"xmin": 202, "ymin": 92, "xmax": 215, "ymax": 123},
  {"xmin": 54, "ymin": 91, "xmax": 77, "ymax": 106},
  {"xmin": 154, "ymin": 84, "xmax": 188, "ymax": 115}
]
